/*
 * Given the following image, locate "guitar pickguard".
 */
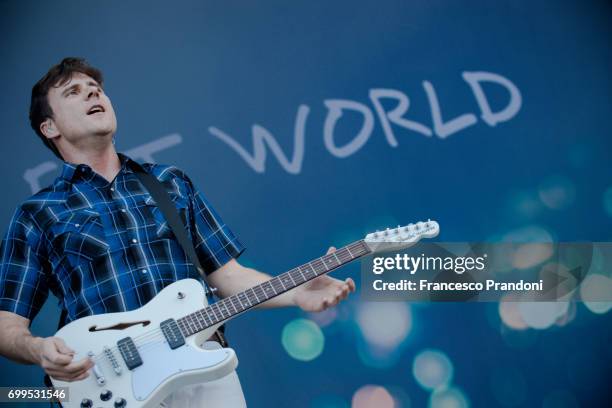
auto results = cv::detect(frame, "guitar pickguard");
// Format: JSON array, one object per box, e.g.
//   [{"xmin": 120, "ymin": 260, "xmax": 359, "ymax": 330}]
[{"xmin": 131, "ymin": 340, "xmax": 235, "ymax": 401}]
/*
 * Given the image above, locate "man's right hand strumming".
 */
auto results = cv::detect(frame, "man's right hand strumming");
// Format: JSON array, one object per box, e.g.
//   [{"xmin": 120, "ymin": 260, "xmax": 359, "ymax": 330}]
[{"xmin": 0, "ymin": 311, "xmax": 93, "ymax": 382}]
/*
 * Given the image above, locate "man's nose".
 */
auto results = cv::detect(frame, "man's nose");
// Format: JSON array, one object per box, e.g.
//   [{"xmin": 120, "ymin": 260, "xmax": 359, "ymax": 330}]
[{"xmin": 86, "ymin": 86, "xmax": 100, "ymax": 100}]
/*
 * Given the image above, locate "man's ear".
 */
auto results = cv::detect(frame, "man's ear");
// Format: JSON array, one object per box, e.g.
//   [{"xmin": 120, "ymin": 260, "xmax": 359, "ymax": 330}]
[{"xmin": 40, "ymin": 120, "xmax": 59, "ymax": 139}]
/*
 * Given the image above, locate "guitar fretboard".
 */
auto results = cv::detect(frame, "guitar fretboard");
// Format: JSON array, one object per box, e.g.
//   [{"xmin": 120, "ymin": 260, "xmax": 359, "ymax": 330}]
[{"xmin": 176, "ymin": 239, "xmax": 371, "ymax": 337}]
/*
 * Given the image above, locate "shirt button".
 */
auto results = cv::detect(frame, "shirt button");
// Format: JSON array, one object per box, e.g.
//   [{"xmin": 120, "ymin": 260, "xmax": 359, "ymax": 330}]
[
  {"xmin": 110, "ymin": 187, "xmax": 115, "ymax": 192},
  {"xmin": 121, "ymin": 209, "xmax": 127, "ymax": 213},
  {"xmin": 75, "ymin": 223, "xmax": 80, "ymax": 227},
  {"xmin": 141, "ymin": 269, "xmax": 148, "ymax": 274},
  {"xmin": 131, "ymin": 238, "xmax": 138, "ymax": 244}
]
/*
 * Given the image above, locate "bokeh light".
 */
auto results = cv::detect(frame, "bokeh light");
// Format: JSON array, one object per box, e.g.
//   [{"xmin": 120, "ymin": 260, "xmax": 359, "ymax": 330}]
[
  {"xmin": 509, "ymin": 190, "xmax": 542, "ymax": 218},
  {"xmin": 356, "ymin": 302, "xmax": 412, "ymax": 348},
  {"xmin": 352, "ymin": 385, "xmax": 395, "ymax": 408},
  {"xmin": 579, "ymin": 274, "xmax": 612, "ymax": 314},
  {"xmin": 308, "ymin": 307, "xmax": 338, "ymax": 328},
  {"xmin": 518, "ymin": 302, "xmax": 569, "ymax": 330},
  {"xmin": 538, "ymin": 175, "xmax": 575, "ymax": 210},
  {"xmin": 511, "ymin": 243, "xmax": 553, "ymax": 269},
  {"xmin": 502, "ymin": 225, "xmax": 554, "ymax": 243},
  {"xmin": 386, "ymin": 385, "xmax": 412, "ymax": 408},
  {"xmin": 412, "ymin": 349, "xmax": 454, "ymax": 391},
  {"xmin": 498, "ymin": 294, "xmax": 528, "ymax": 330},
  {"xmin": 281, "ymin": 318, "xmax": 325, "ymax": 361},
  {"xmin": 429, "ymin": 386, "xmax": 470, "ymax": 408}
]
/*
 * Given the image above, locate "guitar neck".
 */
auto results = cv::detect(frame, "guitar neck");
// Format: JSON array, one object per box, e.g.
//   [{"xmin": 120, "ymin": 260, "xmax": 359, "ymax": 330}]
[{"xmin": 177, "ymin": 239, "xmax": 372, "ymax": 337}]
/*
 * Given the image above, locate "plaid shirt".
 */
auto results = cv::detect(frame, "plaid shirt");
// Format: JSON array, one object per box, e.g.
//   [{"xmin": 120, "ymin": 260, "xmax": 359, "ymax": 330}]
[{"xmin": 0, "ymin": 154, "xmax": 244, "ymax": 324}]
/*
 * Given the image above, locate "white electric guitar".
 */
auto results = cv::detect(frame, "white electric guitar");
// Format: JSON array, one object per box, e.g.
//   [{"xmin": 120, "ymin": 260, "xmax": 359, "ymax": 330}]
[{"xmin": 51, "ymin": 220, "xmax": 439, "ymax": 408}]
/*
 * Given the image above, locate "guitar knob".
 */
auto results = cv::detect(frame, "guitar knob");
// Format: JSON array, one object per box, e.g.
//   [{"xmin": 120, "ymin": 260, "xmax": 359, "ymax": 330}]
[
  {"xmin": 80, "ymin": 399, "xmax": 93, "ymax": 408},
  {"xmin": 100, "ymin": 389, "xmax": 112, "ymax": 401},
  {"xmin": 114, "ymin": 397, "xmax": 127, "ymax": 408}
]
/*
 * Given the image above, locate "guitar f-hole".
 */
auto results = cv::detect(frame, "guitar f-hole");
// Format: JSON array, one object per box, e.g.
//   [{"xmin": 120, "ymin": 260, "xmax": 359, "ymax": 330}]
[{"xmin": 88, "ymin": 320, "xmax": 151, "ymax": 332}]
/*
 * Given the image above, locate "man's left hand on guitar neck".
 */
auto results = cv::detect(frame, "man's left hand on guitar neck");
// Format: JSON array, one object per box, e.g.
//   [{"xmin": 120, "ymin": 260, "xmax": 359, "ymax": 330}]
[{"xmin": 292, "ymin": 247, "xmax": 356, "ymax": 312}]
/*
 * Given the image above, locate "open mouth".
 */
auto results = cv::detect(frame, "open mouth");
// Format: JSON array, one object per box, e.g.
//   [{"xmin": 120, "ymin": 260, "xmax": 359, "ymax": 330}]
[{"xmin": 87, "ymin": 105, "xmax": 106, "ymax": 115}]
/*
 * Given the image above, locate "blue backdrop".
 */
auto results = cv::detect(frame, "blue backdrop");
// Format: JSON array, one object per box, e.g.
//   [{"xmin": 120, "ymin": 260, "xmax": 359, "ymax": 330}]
[{"xmin": 1, "ymin": 1, "xmax": 611, "ymax": 407}]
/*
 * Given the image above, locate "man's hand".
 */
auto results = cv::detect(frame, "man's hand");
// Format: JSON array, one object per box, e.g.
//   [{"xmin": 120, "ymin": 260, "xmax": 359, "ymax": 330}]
[
  {"xmin": 293, "ymin": 247, "xmax": 356, "ymax": 312},
  {"xmin": 35, "ymin": 337, "xmax": 93, "ymax": 382}
]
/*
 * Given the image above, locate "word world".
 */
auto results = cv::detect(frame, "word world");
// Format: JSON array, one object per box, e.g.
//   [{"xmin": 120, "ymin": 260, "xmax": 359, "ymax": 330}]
[{"xmin": 209, "ymin": 71, "xmax": 522, "ymax": 174}]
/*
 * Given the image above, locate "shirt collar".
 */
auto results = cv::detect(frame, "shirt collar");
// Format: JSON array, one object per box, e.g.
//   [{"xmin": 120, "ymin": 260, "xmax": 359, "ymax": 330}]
[{"xmin": 59, "ymin": 152, "xmax": 138, "ymax": 183}]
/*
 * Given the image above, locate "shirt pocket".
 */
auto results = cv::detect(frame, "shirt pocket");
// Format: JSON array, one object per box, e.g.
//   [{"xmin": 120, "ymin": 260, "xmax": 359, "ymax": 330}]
[
  {"xmin": 49, "ymin": 210, "xmax": 109, "ymax": 266},
  {"xmin": 144, "ymin": 193, "xmax": 190, "ymax": 239}
]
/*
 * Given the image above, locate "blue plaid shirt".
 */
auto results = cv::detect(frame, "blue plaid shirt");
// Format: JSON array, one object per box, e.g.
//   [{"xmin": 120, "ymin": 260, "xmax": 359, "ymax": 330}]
[{"xmin": 0, "ymin": 154, "xmax": 244, "ymax": 323}]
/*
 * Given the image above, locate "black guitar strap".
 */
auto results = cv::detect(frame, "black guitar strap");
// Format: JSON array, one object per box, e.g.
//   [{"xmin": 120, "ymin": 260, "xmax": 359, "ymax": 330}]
[
  {"xmin": 127, "ymin": 161, "xmax": 228, "ymax": 346},
  {"xmin": 128, "ymin": 161, "xmax": 209, "ymax": 287}
]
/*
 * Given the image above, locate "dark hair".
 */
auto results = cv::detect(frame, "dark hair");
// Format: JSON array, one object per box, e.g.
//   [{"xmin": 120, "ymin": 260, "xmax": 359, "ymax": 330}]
[{"xmin": 29, "ymin": 57, "xmax": 104, "ymax": 160}]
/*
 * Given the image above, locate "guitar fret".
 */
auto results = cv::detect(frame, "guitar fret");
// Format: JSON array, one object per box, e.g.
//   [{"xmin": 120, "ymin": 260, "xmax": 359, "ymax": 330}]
[
  {"xmin": 250, "ymin": 288, "xmax": 260, "ymax": 303},
  {"xmin": 321, "ymin": 257, "xmax": 330, "ymax": 271},
  {"xmin": 297, "ymin": 266, "xmax": 307, "ymax": 281},
  {"xmin": 192, "ymin": 315, "xmax": 201, "ymax": 332},
  {"xmin": 216, "ymin": 303, "xmax": 227, "ymax": 320},
  {"xmin": 310, "ymin": 261, "xmax": 322, "ymax": 275},
  {"xmin": 229, "ymin": 297, "xmax": 239, "ymax": 314},
  {"xmin": 210, "ymin": 305, "xmax": 220, "ymax": 322},
  {"xmin": 221, "ymin": 301, "xmax": 232, "ymax": 317},
  {"xmin": 187, "ymin": 316, "xmax": 196, "ymax": 334},
  {"xmin": 238, "ymin": 293, "xmax": 248, "ymax": 308},
  {"xmin": 254, "ymin": 285, "xmax": 266, "ymax": 301},
  {"xmin": 198, "ymin": 311, "xmax": 207, "ymax": 327},
  {"xmin": 346, "ymin": 246, "xmax": 353, "ymax": 257},
  {"xmin": 271, "ymin": 279, "xmax": 280, "ymax": 294},
  {"xmin": 264, "ymin": 281, "xmax": 276, "ymax": 297},
  {"xmin": 286, "ymin": 272, "xmax": 297, "ymax": 287}
]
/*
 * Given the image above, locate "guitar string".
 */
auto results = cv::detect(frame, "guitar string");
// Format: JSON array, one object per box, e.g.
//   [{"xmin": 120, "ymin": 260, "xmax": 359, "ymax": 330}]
[{"xmin": 90, "ymin": 244, "xmax": 366, "ymax": 362}]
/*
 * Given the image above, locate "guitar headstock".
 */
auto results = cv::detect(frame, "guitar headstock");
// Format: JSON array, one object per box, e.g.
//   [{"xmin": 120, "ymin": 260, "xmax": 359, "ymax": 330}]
[{"xmin": 364, "ymin": 219, "xmax": 440, "ymax": 254}]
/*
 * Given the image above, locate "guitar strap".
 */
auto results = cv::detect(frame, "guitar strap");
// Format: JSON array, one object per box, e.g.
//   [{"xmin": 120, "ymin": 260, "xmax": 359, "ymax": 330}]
[{"xmin": 127, "ymin": 160, "xmax": 228, "ymax": 347}]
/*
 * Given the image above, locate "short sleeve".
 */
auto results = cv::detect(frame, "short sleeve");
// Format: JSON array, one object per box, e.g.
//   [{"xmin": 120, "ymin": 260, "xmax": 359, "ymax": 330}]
[
  {"xmin": 181, "ymin": 174, "xmax": 245, "ymax": 275},
  {"xmin": 0, "ymin": 209, "xmax": 49, "ymax": 321}
]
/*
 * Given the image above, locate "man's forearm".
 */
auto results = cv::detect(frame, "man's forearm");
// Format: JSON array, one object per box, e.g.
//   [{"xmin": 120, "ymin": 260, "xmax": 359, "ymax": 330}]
[
  {"xmin": 209, "ymin": 261, "xmax": 298, "ymax": 308},
  {"xmin": 0, "ymin": 313, "xmax": 43, "ymax": 365}
]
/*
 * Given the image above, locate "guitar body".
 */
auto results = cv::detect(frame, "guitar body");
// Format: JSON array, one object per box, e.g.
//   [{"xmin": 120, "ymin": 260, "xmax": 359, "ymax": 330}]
[{"xmin": 51, "ymin": 279, "xmax": 238, "ymax": 408}]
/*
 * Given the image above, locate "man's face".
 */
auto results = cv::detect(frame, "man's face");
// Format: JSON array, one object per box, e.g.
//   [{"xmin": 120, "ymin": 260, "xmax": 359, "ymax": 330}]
[{"xmin": 45, "ymin": 72, "xmax": 117, "ymax": 147}]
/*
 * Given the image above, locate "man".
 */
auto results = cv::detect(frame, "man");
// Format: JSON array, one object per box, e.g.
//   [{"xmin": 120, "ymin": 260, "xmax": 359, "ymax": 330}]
[{"xmin": 0, "ymin": 57, "xmax": 355, "ymax": 406}]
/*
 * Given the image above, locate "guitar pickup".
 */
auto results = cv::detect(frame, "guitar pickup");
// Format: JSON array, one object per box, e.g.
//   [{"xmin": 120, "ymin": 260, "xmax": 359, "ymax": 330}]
[
  {"xmin": 160, "ymin": 318, "xmax": 186, "ymax": 349},
  {"xmin": 117, "ymin": 337, "xmax": 143, "ymax": 370}
]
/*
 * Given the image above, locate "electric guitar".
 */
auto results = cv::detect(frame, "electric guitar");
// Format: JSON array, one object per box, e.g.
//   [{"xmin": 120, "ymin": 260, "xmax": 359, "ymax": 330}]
[{"xmin": 51, "ymin": 220, "xmax": 440, "ymax": 408}]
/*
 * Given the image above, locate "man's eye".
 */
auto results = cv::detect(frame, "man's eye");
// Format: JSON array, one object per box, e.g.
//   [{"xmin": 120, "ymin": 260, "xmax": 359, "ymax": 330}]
[{"xmin": 69, "ymin": 89, "xmax": 78, "ymax": 95}]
